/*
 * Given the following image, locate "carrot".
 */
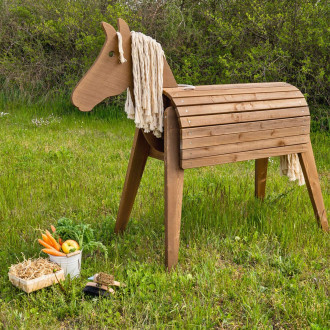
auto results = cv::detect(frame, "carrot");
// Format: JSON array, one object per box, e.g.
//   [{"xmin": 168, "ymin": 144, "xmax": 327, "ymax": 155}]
[
  {"xmin": 42, "ymin": 233, "xmax": 52, "ymax": 245},
  {"xmin": 42, "ymin": 248, "xmax": 66, "ymax": 257},
  {"xmin": 45, "ymin": 230, "xmax": 61, "ymax": 251},
  {"xmin": 50, "ymin": 225, "xmax": 56, "ymax": 233},
  {"xmin": 59, "ymin": 237, "xmax": 63, "ymax": 246},
  {"xmin": 38, "ymin": 238, "xmax": 57, "ymax": 250}
]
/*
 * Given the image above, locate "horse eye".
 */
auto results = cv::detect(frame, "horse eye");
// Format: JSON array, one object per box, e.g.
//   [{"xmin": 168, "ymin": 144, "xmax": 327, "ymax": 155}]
[{"xmin": 109, "ymin": 51, "xmax": 115, "ymax": 57}]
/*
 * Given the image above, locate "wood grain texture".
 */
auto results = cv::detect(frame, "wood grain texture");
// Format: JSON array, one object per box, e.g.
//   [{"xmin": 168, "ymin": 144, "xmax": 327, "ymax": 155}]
[
  {"xmin": 177, "ymin": 98, "xmax": 307, "ymax": 117},
  {"xmin": 72, "ymin": 20, "xmax": 133, "ymax": 112},
  {"xmin": 164, "ymin": 107, "xmax": 184, "ymax": 270},
  {"xmin": 72, "ymin": 19, "xmax": 177, "ymax": 112},
  {"xmin": 179, "ymin": 107, "xmax": 309, "ymax": 128},
  {"xmin": 164, "ymin": 86, "xmax": 299, "ymax": 98},
  {"xmin": 181, "ymin": 125, "xmax": 309, "ymax": 149},
  {"xmin": 181, "ymin": 117, "xmax": 310, "ymax": 140},
  {"xmin": 149, "ymin": 147, "xmax": 164, "ymax": 161},
  {"xmin": 181, "ymin": 135, "xmax": 309, "ymax": 160},
  {"xmin": 164, "ymin": 82, "xmax": 292, "ymax": 95},
  {"xmin": 181, "ymin": 144, "xmax": 308, "ymax": 169},
  {"xmin": 142, "ymin": 131, "xmax": 164, "ymax": 152},
  {"xmin": 115, "ymin": 128, "xmax": 150, "ymax": 233},
  {"xmin": 174, "ymin": 91, "xmax": 302, "ymax": 106},
  {"xmin": 255, "ymin": 158, "xmax": 268, "ymax": 199},
  {"xmin": 298, "ymin": 141, "xmax": 329, "ymax": 231}
]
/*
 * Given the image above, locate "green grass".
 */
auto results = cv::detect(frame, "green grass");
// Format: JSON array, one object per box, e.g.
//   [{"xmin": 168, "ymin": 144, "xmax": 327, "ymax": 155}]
[{"xmin": 0, "ymin": 96, "xmax": 329, "ymax": 328}]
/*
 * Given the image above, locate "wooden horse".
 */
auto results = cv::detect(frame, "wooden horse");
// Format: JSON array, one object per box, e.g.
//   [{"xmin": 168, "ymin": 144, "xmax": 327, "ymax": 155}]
[{"xmin": 72, "ymin": 19, "xmax": 328, "ymax": 270}]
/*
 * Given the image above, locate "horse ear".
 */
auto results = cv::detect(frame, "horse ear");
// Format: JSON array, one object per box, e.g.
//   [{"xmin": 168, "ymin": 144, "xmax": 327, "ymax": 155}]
[
  {"xmin": 117, "ymin": 18, "xmax": 130, "ymax": 37},
  {"xmin": 101, "ymin": 22, "xmax": 116, "ymax": 37}
]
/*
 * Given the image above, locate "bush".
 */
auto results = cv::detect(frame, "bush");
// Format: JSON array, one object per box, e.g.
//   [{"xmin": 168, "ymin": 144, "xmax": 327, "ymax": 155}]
[{"xmin": 0, "ymin": 0, "xmax": 329, "ymax": 108}]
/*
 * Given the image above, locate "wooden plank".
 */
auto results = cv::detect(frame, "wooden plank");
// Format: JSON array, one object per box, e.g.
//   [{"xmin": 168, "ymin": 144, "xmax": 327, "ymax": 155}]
[
  {"xmin": 164, "ymin": 86, "xmax": 298, "ymax": 98},
  {"xmin": 181, "ymin": 116, "xmax": 310, "ymax": 139},
  {"xmin": 177, "ymin": 98, "xmax": 307, "ymax": 117},
  {"xmin": 174, "ymin": 91, "xmax": 302, "ymax": 106},
  {"xmin": 115, "ymin": 128, "xmax": 150, "ymax": 233},
  {"xmin": 164, "ymin": 107, "xmax": 184, "ymax": 270},
  {"xmin": 298, "ymin": 141, "xmax": 329, "ymax": 231},
  {"xmin": 149, "ymin": 147, "xmax": 164, "ymax": 161},
  {"xmin": 255, "ymin": 158, "xmax": 268, "ymax": 199},
  {"xmin": 181, "ymin": 125, "xmax": 309, "ymax": 149},
  {"xmin": 181, "ymin": 144, "xmax": 308, "ymax": 169},
  {"xmin": 179, "ymin": 107, "xmax": 309, "ymax": 128},
  {"xmin": 181, "ymin": 135, "xmax": 309, "ymax": 160},
  {"xmin": 164, "ymin": 82, "xmax": 292, "ymax": 94}
]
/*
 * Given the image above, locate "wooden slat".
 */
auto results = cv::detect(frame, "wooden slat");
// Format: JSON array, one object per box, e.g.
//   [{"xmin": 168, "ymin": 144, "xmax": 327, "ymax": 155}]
[
  {"xmin": 177, "ymin": 98, "xmax": 307, "ymax": 117},
  {"xmin": 164, "ymin": 82, "xmax": 292, "ymax": 94},
  {"xmin": 181, "ymin": 116, "xmax": 310, "ymax": 139},
  {"xmin": 179, "ymin": 107, "xmax": 309, "ymax": 128},
  {"xmin": 181, "ymin": 144, "xmax": 308, "ymax": 169},
  {"xmin": 181, "ymin": 135, "xmax": 309, "ymax": 160},
  {"xmin": 181, "ymin": 125, "xmax": 309, "ymax": 149},
  {"xmin": 174, "ymin": 91, "xmax": 302, "ymax": 106},
  {"xmin": 164, "ymin": 86, "xmax": 298, "ymax": 98}
]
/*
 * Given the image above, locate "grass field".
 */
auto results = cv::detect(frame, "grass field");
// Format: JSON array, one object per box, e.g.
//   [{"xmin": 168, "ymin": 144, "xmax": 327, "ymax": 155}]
[{"xmin": 0, "ymin": 96, "xmax": 329, "ymax": 328}]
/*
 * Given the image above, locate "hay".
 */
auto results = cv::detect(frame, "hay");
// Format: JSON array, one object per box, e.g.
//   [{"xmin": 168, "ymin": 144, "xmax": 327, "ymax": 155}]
[
  {"xmin": 9, "ymin": 257, "xmax": 61, "ymax": 280},
  {"xmin": 95, "ymin": 272, "xmax": 114, "ymax": 286}
]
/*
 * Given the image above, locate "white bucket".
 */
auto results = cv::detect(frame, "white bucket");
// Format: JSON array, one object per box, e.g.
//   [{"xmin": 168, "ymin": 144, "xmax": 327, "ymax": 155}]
[{"xmin": 49, "ymin": 251, "xmax": 82, "ymax": 278}]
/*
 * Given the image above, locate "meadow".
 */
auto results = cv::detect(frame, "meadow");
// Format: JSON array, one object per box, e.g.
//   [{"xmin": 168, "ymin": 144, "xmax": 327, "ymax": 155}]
[{"xmin": 0, "ymin": 96, "xmax": 329, "ymax": 328}]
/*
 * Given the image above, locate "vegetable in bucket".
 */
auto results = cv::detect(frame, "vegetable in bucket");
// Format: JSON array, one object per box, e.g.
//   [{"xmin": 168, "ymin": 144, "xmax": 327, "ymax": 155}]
[{"xmin": 37, "ymin": 218, "xmax": 108, "ymax": 277}]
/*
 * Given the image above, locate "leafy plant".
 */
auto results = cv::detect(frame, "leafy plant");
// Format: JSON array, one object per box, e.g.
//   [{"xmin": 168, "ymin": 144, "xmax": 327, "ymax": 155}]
[{"xmin": 55, "ymin": 217, "xmax": 108, "ymax": 258}]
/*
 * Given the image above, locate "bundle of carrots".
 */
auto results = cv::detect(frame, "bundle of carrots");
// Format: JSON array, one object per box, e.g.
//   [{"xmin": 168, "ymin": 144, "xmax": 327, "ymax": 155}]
[{"xmin": 38, "ymin": 225, "xmax": 79, "ymax": 257}]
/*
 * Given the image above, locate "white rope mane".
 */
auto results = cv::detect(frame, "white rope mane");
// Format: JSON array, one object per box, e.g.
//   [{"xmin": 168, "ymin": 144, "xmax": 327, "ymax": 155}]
[
  {"xmin": 116, "ymin": 31, "xmax": 304, "ymax": 185},
  {"xmin": 117, "ymin": 31, "xmax": 164, "ymax": 138}
]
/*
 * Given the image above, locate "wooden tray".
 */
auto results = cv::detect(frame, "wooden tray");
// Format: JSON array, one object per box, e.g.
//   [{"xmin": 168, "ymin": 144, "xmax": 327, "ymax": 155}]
[{"xmin": 8, "ymin": 269, "xmax": 65, "ymax": 293}]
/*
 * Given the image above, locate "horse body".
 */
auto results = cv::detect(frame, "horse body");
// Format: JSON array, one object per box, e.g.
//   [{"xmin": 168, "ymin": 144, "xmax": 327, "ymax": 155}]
[{"xmin": 72, "ymin": 19, "xmax": 328, "ymax": 270}]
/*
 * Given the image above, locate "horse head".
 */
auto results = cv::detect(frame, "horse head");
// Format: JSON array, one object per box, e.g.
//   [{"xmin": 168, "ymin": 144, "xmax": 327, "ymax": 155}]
[{"xmin": 71, "ymin": 18, "xmax": 177, "ymax": 112}]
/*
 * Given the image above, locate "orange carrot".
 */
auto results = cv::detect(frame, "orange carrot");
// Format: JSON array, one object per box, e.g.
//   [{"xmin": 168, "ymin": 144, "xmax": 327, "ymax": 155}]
[
  {"xmin": 45, "ymin": 230, "xmax": 61, "ymax": 251},
  {"xmin": 59, "ymin": 237, "xmax": 63, "ymax": 246},
  {"xmin": 50, "ymin": 225, "xmax": 56, "ymax": 233},
  {"xmin": 42, "ymin": 233, "xmax": 52, "ymax": 245},
  {"xmin": 42, "ymin": 248, "xmax": 66, "ymax": 257},
  {"xmin": 38, "ymin": 239, "xmax": 57, "ymax": 250}
]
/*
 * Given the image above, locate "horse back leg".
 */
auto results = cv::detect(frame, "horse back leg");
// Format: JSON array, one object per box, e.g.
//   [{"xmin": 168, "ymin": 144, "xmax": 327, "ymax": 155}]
[
  {"xmin": 298, "ymin": 140, "xmax": 328, "ymax": 231},
  {"xmin": 255, "ymin": 158, "xmax": 269, "ymax": 199},
  {"xmin": 115, "ymin": 128, "xmax": 150, "ymax": 233}
]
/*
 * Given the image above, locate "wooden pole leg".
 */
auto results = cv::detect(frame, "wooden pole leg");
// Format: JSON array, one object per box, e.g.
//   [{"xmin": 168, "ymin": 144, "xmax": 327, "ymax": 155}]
[
  {"xmin": 115, "ymin": 128, "xmax": 150, "ymax": 233},
  {"xmin": 164, "ymin": 107, "xmax": 184, "ymax": 270},
  {"xmin": 255, "ymin": 158, "xmax": 268, "ymax": 199},
  {"xmin": 298, "ymin": 141, "xmax": 328, "ymax": 231}
]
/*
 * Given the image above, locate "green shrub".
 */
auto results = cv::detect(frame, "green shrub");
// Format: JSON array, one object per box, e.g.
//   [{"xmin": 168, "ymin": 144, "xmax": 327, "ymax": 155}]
[{"xmin": 0, "ymin": 0, "xmax": 329, "ymax": 110}]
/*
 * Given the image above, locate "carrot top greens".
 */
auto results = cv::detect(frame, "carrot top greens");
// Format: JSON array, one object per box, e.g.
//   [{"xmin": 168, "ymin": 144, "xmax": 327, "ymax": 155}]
[{"xmin": 55, "ymin": 218, "xmax": 108, "ymax": 258}]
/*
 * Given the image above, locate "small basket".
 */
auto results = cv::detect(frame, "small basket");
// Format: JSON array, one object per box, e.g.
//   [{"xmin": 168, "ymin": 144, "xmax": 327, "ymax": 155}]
[
  {"xmin": 48, "ymin": 251, "xmax": 82, "ymax": 278},
  {"xmin": 8, "ymin": 269, "xmax": 65, "ymax": 293}
]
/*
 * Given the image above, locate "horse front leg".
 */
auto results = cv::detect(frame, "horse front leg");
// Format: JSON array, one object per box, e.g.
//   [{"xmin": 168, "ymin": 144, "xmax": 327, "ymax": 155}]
[
  {"xmin": 164, "ymin": 107, "xmax": 184, "ymax": 270},
  {"xmin": 115, "ymin": 128, "xmax": 150, "ymax": 233}
]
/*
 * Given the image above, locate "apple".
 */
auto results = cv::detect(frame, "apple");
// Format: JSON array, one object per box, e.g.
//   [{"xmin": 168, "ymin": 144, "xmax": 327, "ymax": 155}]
[{"xmin": 61, "ymin": 240, "xmax": 80, "ymax": 254}]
